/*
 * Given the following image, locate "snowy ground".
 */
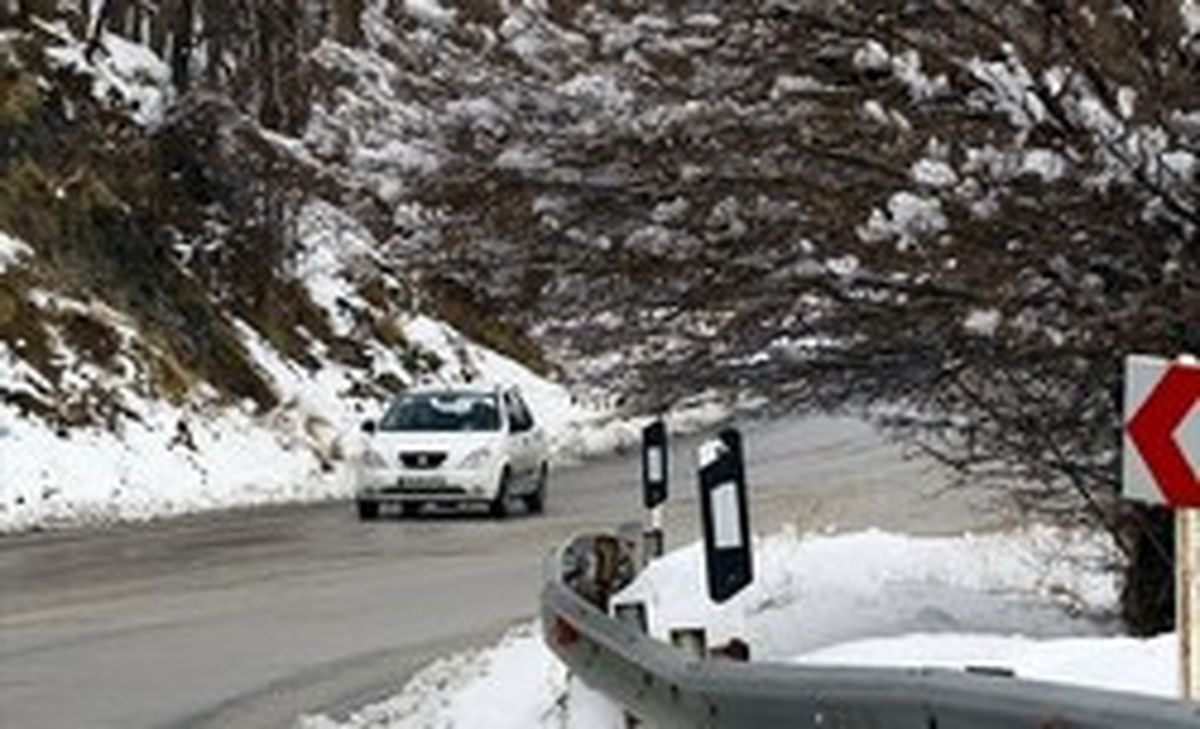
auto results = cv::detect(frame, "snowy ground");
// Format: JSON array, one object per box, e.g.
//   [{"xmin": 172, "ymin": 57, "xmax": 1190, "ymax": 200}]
[{"xmin": 299, "ymin": 525, "xmax": 1177, "ymax": 729}]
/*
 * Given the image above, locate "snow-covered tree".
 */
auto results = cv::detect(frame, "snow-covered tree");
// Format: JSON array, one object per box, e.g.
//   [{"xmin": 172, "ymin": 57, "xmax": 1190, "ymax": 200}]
[{"xmin": 397, "ymin": 1, "xmax": 1198, "ymax": 631}]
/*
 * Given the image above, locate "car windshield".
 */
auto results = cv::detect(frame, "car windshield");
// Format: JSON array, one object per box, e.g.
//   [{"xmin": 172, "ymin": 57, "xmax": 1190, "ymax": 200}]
[{"xmin": 379, "ymin": 392, "xmax": 501, "ymax": 432}]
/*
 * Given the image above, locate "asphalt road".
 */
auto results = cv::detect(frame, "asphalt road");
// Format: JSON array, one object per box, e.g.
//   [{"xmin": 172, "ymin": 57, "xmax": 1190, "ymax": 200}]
[{"xmin": 0, "ymin": 416, "xmax": 1001, "ymax": 728}]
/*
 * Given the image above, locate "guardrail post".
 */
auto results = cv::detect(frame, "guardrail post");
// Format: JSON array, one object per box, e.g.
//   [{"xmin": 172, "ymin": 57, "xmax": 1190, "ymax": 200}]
[
  {"xmin": 709, "ymin": 637, "xmax": 751, "ymax": 662},
  {"xmin": 614, "ymin": 601, "xmax": 651, "ymax": 728},
  {"xmin": 669, "ymin": 627, "xmax": 707, "ymax": 660},
  {"xmin": 614, "ymin": 601, "xmax": 649, "ymax": 634}
]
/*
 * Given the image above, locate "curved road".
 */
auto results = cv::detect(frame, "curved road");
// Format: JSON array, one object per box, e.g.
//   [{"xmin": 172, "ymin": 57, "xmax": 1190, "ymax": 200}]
[{"xmin": 0, "ymin": 417, "xmax": 999, "ymax": 728}]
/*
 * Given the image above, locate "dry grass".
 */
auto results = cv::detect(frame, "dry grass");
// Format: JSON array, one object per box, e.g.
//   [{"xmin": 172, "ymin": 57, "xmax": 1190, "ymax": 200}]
[{"xmin": 424, "ymin": 274, "xmax": 549, "ymax": 376}]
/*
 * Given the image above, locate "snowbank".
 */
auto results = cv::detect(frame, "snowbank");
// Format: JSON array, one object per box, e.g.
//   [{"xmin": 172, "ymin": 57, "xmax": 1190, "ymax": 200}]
[
  {"xmin": 796, "ymin": 632, "xmax": 1175, "ymax": 698},
  {"xmin": 297, "ymin": 624, "xmax": 617, "ymax": 729},
  {"xmin": 301, "ymin": 525, "xmax": 1172, "ymax": 729},
  {"xmin": 617, "ymin": 525, "xmax": 1121, "ymax": 657},
  {"xmin": 0, "ymin": 390, "xmax": 335, "ymax": 531}
]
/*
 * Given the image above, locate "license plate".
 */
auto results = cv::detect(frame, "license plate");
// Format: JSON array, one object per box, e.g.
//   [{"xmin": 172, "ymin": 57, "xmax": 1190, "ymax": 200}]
[{"xmin": 397, "ymin": 476, "xmax": 447, "ymax": 490}]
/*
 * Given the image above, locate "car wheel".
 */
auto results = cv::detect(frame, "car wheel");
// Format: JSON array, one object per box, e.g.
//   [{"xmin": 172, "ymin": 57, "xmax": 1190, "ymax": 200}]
[
  {"xmin": 357, "ymin": 499, "xmax": 380, "ymax": 521},
  {"xmin": 489, "ymin": 469, "xmax": 511, "ymax": 519},
  {"xmin": 524, "ymin": 464, "xmax": 548, "ymax": 515}
]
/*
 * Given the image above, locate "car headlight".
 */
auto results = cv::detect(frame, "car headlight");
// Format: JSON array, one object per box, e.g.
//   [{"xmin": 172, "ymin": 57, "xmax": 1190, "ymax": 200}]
[
  {"xmin": 360, "ymin": 450, "xmax": 388, "ymax": 469},
  {"xmin": 459, "ymin": 447, "xmax": 493, "ymax": 470}
]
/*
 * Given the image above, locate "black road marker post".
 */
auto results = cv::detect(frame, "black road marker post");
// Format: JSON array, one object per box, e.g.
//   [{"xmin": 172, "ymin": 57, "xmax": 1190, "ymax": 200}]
[
  {"xmin": 641, "ymin": 419, "xmax": 668, "ymax": 562},
  {"xmin": 697, "ymin": 428, "xmax": 753, "ymax": 603}
]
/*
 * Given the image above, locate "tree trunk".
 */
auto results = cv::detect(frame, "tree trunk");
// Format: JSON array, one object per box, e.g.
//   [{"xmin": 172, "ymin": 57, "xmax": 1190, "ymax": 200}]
[
  {"xmin": 1121, "ymin": 504, "xmax": 1176, "ymax": 636},
  {"xmin": 19, "ymin": 0, "xmax": 56, "ymax": 24},
  {"xmin": 255, "ymin": 2, "xmax": 282, "ymax": 130},
  {"xmin": 86, "ymin": 0, "xmax": 114, "ymax": 61},
  {"xmin": 170, "ymin": 0, "xmax": 194, "ymax": 93},
  {"xmin": 149, "ymin": 0, "xmax": 170, "ymax": 57},
  {"xmin": 332, "ymin": 0, "xmax": 361, "ymax": 46}
]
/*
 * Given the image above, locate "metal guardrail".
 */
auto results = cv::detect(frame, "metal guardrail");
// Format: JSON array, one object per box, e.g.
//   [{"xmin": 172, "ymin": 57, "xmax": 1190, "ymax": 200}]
[{"xmin": 541, "ymin": 530, "xmax": 1200, "ymax": 728}]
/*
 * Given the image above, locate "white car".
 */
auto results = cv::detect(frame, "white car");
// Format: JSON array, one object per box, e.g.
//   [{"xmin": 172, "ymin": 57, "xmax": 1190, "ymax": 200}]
[{"xmin": 354, "ymin": 387, "xmax": 549, "ymax": 519}]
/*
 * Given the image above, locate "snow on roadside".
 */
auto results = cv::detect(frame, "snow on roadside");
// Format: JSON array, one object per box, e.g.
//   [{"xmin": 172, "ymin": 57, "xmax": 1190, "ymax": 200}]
[
  {"xmin": 617, "ymin": 525, "xmax": 1122, "ymax": 658},
  {"xmin": 795, "ymin": 632, "xmax": 1176, "ymax": 698},
  {"xmin": 0, "ymin": 390, "xmax": 335, "ymax": 532},
  {"xmin": 296, "ymin": 624, "xmax": 619, "ymax": 729},
  {"xmin": 301, "ymin": 526, "xmax": 1169, "ymax": 729},
  {"xmin": 0, "ymin": 281, "xmax": 344, "ymax": 531}
]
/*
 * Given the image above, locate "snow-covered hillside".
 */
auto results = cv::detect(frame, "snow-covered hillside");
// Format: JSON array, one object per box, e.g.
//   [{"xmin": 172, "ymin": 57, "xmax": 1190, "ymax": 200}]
[
  {"xmin": 0, "ymin": 297, "xmax": 609, "ymax": 531},
  {"xmin": 300, "ymin": 525, "xmax": 1175, "ymax": 729},
  {"xmin": 0, "ymin": 215, "xmax": 726, "ymax": 532},
  {"xmin": 1, "ymin": 217, "xmax": 725, "ymax": 532}
]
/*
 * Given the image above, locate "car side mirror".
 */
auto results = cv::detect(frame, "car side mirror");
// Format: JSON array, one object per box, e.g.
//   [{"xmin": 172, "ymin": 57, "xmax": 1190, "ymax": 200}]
[{"xmin": 361, "ymin": 420, "xmax": 377, "ymax": 435}]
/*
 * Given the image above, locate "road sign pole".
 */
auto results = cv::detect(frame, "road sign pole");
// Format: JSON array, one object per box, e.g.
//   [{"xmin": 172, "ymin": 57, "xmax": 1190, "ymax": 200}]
[
  {"xmin": 644, "ymin": 505, "xmax": 664, "ymax": 562},
  {"xmin": 1123, "ymin": 352, "xmax": 1200, "ymax": 701},
  {"xmin": 1180, "ymin": 508, "xmax": 1200, "ymax": 700}
]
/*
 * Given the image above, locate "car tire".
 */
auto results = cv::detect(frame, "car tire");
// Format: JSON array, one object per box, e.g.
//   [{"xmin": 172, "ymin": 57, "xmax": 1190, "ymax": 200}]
[
  {"xmin": 489, "ymin": 469, "xmax": 511, "ymax": 519},
  {"xmin": 524, "ymin": 464, "xmax": 548, "ymax": 515},
  {"xmin": 357, "ymin": 499, "xmax": 380, "ymax": 521}
]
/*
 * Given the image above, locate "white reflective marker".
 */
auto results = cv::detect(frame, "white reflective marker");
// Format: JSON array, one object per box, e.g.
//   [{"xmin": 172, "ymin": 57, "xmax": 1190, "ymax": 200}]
[
  {"xmin": 712, "ymin": 481, "xmax": 742, "ymax": 550},
  {"xmin": 646, "ymin": 445, "xmax": 665, "ymax": 484},
  {"xmin": 698, "ymin": 439, "xmax": 726, "ymax": 468}
]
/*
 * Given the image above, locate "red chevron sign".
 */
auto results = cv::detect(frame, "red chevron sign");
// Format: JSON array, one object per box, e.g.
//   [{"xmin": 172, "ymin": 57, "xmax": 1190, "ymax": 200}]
[{"xmin": 1124, "ymin": 356, "xmax": 1200, "ymax": 507}]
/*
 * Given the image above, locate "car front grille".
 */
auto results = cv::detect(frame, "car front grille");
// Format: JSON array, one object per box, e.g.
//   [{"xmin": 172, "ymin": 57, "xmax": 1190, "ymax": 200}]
[{"xmin": 400, "ymin": 451, "xmax": 448, "ymax": 469}]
